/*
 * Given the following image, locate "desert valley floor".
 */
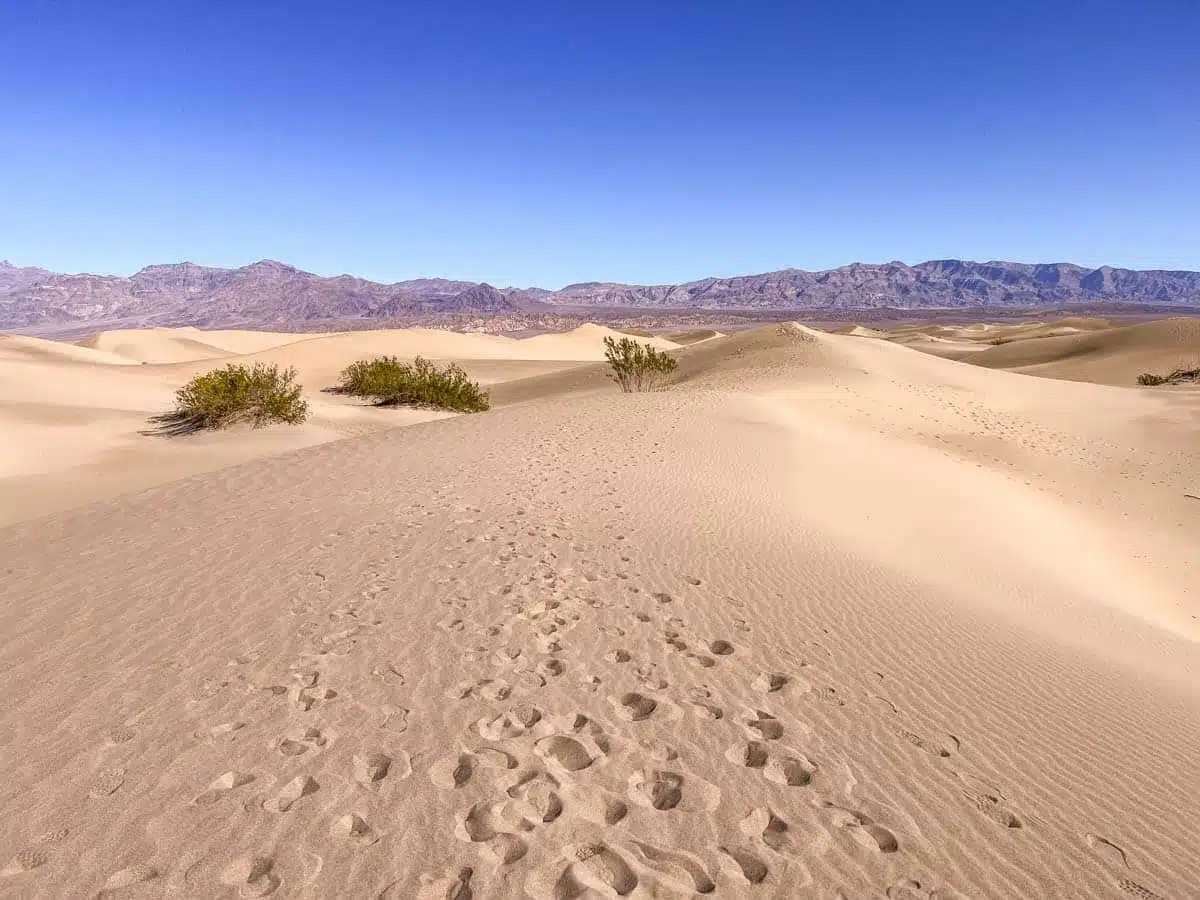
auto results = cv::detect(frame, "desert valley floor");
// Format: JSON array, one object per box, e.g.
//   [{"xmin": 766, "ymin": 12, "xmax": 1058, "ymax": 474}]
[{"xmin": 0, "ymin": 318, "xmax": 1198, "ymax": 899}]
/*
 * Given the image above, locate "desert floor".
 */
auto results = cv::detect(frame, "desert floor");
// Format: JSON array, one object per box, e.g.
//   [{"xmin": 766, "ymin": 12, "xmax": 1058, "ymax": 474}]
[{"xmin": 0, "ymin": 318, "xmax": 1197, "ymax": 899}]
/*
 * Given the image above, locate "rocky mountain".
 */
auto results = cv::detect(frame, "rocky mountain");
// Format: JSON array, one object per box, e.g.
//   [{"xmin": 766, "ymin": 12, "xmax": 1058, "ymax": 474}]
[
  {"xmin": 2, "ymin": 258, "xmax": 1198, "ymax": 330},
  {"xmin": 510, "ymin": 260, "xmax": 1200, "ymax": 310}
]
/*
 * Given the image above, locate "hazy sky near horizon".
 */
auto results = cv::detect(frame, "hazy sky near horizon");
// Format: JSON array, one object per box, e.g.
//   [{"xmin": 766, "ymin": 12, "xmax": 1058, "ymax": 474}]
[{"xmin": 1, "ymin": 0, "xmax": 1197, "ymax": 287}]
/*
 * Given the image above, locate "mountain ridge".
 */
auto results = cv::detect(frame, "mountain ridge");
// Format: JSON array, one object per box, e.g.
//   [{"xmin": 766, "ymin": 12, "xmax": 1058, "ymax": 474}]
[{"xmin": 3, "ymin": 257, "xmax": 1199, "ymax": 329}]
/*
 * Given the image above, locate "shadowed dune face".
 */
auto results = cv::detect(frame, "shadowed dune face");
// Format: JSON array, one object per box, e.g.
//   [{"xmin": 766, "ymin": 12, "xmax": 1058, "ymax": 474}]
[
  {"xmin": 870, "ymin": 316, "xmax": 1200, "ymax": 385},
  {"xmin": 0, "ymin": 318, "xmax": 1197, "ymax": 898}
]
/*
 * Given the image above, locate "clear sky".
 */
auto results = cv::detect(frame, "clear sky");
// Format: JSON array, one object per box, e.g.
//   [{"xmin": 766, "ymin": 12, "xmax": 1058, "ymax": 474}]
[{"xmin": 1, "ymin": 0, "xmax": 1196, "ymax": 287}]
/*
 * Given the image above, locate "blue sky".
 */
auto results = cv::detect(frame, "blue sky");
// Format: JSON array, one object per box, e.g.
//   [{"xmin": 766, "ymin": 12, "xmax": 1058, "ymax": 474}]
[{"xmin": 1, "ymin": 0, "xmax": 1196, "ymax": 287}]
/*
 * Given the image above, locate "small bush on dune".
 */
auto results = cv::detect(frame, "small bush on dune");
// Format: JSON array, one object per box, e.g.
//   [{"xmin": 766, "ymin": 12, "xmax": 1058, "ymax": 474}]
[
  {"xmin": 337, "ymin": 355, "xmax": 490, "ymax": 412},
  {"xmin": 337, "ymin": 355, "xmax": 408, "ymax": 397},
  {"xmin": 603, "ymin": 336, "xmax": 678, "ymax": 392},
  {"xmin": 1137, "ymin": 364, "xmax": 1198, "ymax": 387},
  {"xmin": 151, "ymin": 363, "xmax": 308, "ymax": 432}
]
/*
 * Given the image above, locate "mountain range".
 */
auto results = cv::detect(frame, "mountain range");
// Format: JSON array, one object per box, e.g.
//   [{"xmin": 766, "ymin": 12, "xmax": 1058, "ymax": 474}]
[{"xmin": 3, "ymin": 258, "xmax": 1199, "ymax": 330}]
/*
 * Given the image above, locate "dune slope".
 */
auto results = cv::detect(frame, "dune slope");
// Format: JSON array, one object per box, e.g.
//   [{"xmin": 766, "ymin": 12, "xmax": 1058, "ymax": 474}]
[
  {"xmin": 0, "ymin": 325, "xmax": 669, "ymax": 525},
  {"xmin": 893, "ymin": 317, "xmax": 1200, "ymax": 385},
  {"xmin": 0, "ymin": 325, "xmax": 1197, "ymax": 898}
]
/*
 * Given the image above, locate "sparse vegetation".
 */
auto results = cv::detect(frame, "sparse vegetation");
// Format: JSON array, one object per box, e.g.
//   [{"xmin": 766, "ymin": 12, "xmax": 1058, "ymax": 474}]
[
  {"xmin": 149, "ymin": 363, "xmax": 308, "ymax": 433},
  {"xmin": 1137, "ymin": 365, "xmax": 1199, "ymax": 387},
  {"xmin": 603, "ymin": 336, "xmax": 678, "ymax": 392},
  {"xmin": 336, "ymin": 355, "xmax": 490, "ymax": 412}
]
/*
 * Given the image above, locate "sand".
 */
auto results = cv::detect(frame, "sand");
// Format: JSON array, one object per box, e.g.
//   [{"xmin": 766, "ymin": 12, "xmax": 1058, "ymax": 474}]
[
  {"xmin": 0, "ymin": 320, "xmax": 1197, "ymax": 898},
  {"xmin": 0, "ymin": 324, "xmax": 676, "ymax": 526}
]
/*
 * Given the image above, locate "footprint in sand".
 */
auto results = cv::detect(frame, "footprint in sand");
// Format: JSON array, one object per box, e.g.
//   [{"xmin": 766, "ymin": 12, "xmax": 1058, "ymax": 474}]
[
  {"xmin": 709, "ymin": 640, "xmax": 735, "ymax": 656},
  {"xmin": 454, "ymin": 802, "xmax": 529, "ymax": 864},
  {"xmin": 634, "ymin": 665, "xmax": 669, "ymax": 692},
  {"xmin": 276, "ymin": 727, "xmax": 328, "ymax": 757},
  {"xmin": 967, "ymin": 792, "xmax": 1022, "ymax": 828},
  {"xmin": 752, "ymin": 673, "xmax": 789, "ymax": 693},
  {"xmin": 741, "ymin": 807, "xmax": 791, "ymax": 851},
  {"xmin": 566, "ymin": 785, "xmax": 628, "ymax": 826},
  {"xmin": 819, "ymin": 802, "xmax": 899, "ymax": 853},
  {"xmin": 535, "ymin": 734, "xmax": 601, "ymax": 773},
  {"xmin": 898, "ymin": 728, "xmax": 953, "ymax": 758},
  {"xmin": 99, "ymin": 864, "xmax": 159, "ymax": 894},
  {"xmin": 1116, "ymin": 878, "xmax": 1166, "ymax": 900},
  {"xmin": 508, "ymin": 772, "xmax": 564, "ymax": 825},
  {"xmin": 718, "ymin": 846, "xmax": 770, "ymax": 885},
  {"xmin": 263, "ymin": 775, "xmax": 318, "ymax": 813},
  {"xmin": 814, "ymin": 686, "xmax": 847, "ymax": 707},
  {"xmin": 354, "ymin": 751, "xmax": 410, "ymax": 787},
  {"xmin": 610, "ymin": 692, "xmax": 657, "ymax": 721},
  {"xmin": 627, "ymin": 841, "xmax": 717, "ymax": 894},
  {"xmin": 764, "ymin": 752, "xmax": 817, "ymax": 787},
  {"xmin": 527, "ymin": 843, "xmax": 639, "ymax": 898},
  {"xmin": 404, "ymin": 867, "xmax": 473, "ymax": 900},
  {"xmin": 727, "ymin": 741, "xmax": 770, "ymax": 769},
  {"xmin": 689, "ymin": 701, "xmax": 725, "ymax": 721},
  {"xmin": 477, "ymin": 703, "xmax": 543, "ymax": 740},
  {"xmin": 628, "ymin": 770, "xmax": 684, "ymax": 811},
  {"xmin": 193, "ymin": 771, "xmax": 254, "ymax": 806},
  {"xmin": 744, "ymin": 710, "xmax": 784, "ymax": 740},
  {"xmin": 293, "ymin": 686, "xmax": 337, "ymax": 712},
  {"xmin": 220, "ymin": 856, "xmax": 280, "ymax": 898},
  {"xmin": 332, "ymin": 813, "xmax": 379, "ymax": 847},
  {"xmin": 953, "ymin": 773, "xmax": 1022, "ymax": 828}
]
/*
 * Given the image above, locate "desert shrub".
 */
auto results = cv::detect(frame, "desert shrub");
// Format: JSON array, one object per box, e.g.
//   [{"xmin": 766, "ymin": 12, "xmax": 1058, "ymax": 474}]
[
  {"xmin": 603, "ymin": 336, "xmax": 679, "ymax": 392},
  {"xmin": 163, "ymin": 363, "xmax": 308, "ymax": 431},
  {"xmin": 337, "ymin": 355, "xmax": 408, "ymax": 396},
  {"xmin": 337, "ymin": 355, "xmax": 490, "ymax": 412},
  {"xmin": 1137, "ymin": 364, "xmax": 1199, "ymax": 387}
]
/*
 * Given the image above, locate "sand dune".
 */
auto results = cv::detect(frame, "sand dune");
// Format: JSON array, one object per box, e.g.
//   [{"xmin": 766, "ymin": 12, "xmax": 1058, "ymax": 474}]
[
  {"xmin": 0, "ymin": 324, "xmax": 673, "ymax": 525},
  {"xmin": 0, "ymin": 321, "xmax": 1197, "ymax": 898},
  {"xmin": 965, "ymin": 317, "xmax": 1200, "ymax": 384},
  {"xmin": 0, "ymin": 333, "xmax": 142, "ymax": 367},
  {"xmin": 867, "ymin": 316, "xmax": 1200, "ymax": 384}
]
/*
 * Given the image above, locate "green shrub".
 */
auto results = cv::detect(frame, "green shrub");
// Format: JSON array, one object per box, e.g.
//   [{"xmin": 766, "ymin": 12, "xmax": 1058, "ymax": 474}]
[
  {"xmin": 157, "ymin": 363, "xmax": 308, "ymax": 431},
  {"xmin": 1137, "ymin": 372, "xmax": 1168, "ymax": 386},
  {"xmin": 337, "ymin": 355, "xmax": 490, "ymax": 412},
  {"xmin": 603, "ymin": 336, "xmax": 679, "ymax": 392}
]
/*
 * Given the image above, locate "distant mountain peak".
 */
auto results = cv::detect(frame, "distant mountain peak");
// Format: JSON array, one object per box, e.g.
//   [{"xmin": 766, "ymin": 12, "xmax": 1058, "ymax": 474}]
[{"xmin": 244, "ymin": 259, "xmax": 301, "ymax": 273}]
